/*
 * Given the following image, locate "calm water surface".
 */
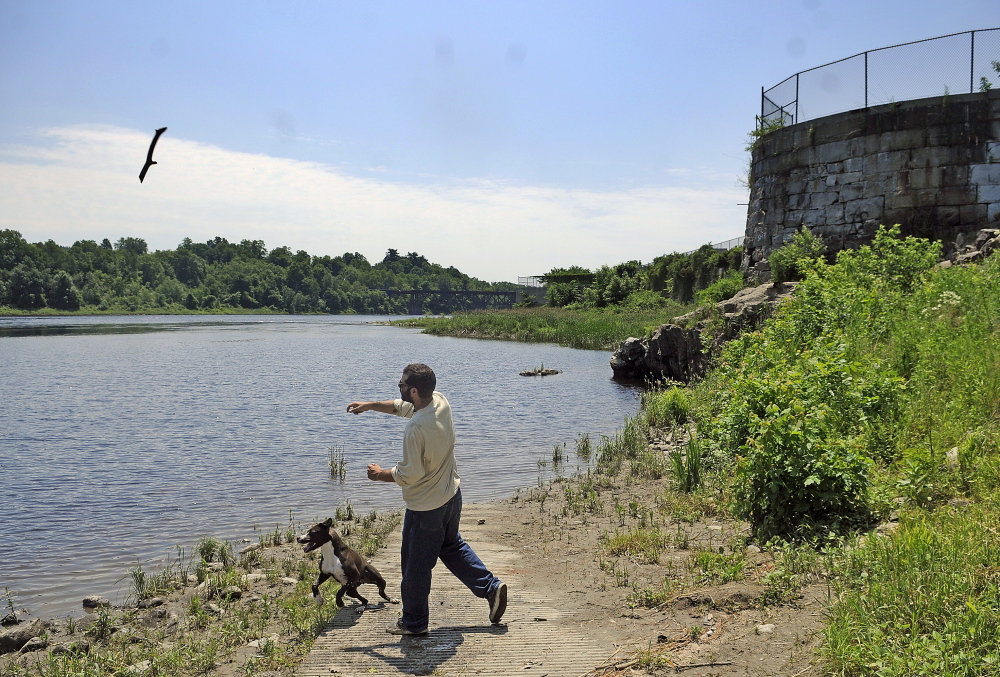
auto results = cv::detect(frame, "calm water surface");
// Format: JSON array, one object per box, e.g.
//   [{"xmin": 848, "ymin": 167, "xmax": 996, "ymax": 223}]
[{"xmin": 0, "ymin": 315, "xmax": 639, "ymax": 619}]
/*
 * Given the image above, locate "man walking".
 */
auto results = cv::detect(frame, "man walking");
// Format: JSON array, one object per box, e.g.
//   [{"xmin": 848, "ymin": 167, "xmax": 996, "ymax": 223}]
[{"xmin": 347, "ymin": 363, "xmax": 508, "ymax": 635}]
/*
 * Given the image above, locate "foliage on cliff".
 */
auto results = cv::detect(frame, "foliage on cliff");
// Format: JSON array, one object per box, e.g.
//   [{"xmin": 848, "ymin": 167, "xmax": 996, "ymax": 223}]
[
  {"xmin": 666, "ymin": 224, "xmax": 1000, "ymax": 674},
  {"xmin": 0, "ymin": 231, "xmax": 513, "ymax": 315},
  {"xmin": 541, "ymin": 243, "xmax": 744, "ymax": 309}
]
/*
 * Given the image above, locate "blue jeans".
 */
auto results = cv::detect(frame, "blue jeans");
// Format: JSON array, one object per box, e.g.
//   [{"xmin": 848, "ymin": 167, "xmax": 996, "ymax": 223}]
[{"xmin": 399, "ymin": 488, "xmax": 501, "ymax": 631}]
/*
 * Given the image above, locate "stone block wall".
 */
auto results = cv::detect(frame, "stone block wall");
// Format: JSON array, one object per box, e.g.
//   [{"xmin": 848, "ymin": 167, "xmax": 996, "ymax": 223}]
[{"xmin": 744, "ymin": 90, "xmax": 1000, "ymax": 278}]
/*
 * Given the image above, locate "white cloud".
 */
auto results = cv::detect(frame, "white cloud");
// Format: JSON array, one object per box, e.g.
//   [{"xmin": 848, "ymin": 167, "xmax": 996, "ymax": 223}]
[{"xmin": 0, "ymin": 125, "xmax": 746, "ymax": 282}]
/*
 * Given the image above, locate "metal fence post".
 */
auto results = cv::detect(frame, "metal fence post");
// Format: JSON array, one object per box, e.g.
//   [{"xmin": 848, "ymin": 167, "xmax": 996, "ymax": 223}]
[
  {"xmin": 971, "ymin": 30, "xmax": 975, "ymax": 93},
  {"xmin": 795, "ymin": 73, "xmax": 800, "ymax": 123}
]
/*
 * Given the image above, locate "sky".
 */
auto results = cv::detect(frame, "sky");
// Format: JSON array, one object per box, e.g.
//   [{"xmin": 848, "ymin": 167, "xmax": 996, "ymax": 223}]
[{"xmin": 1, "ymin": 1, "xmax": 997, "ymax": 282}]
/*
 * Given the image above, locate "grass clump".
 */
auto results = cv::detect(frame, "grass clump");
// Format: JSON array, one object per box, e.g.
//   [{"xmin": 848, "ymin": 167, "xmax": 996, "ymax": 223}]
[
  {"xmin": 642, "ymin": 387, "xmax": 692, "ymax": 427},
  {"xmin": 825, "ymin": 505, "xmax": 1000, "ymax": 676}
]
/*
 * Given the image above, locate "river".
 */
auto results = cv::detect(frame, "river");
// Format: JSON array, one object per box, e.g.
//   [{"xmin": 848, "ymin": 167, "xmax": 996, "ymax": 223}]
[{"xmin": 0, "ymin": 315, "xmax": 640, "ymax": 619}]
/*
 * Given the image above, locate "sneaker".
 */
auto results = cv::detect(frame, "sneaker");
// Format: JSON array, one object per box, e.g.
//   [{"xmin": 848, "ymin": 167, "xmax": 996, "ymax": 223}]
[
  {"xmin": 386, "ymin": 619, "xmax": 427, "ymax": 635},
  {"xmin": 487, "ymin": 582, "xmax": 508, "ymax": 624}
]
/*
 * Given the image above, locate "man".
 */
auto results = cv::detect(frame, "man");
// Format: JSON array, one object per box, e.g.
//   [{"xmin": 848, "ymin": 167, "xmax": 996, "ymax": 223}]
[{"xmin": 347, "ymin": 363, "xmax": 508, "ymax": 635}]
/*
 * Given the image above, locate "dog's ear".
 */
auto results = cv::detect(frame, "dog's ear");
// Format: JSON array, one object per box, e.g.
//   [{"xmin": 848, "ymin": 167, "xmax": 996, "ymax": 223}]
[{"xmin": 323, "ymin": 517, "xmax": 333, "ymax": 527}]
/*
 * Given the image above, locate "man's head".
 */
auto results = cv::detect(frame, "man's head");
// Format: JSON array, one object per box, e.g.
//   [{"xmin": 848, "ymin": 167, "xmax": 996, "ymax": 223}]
[{"xmin": 399, "ymin": 363, "xmax": 436, "ymax": 402}]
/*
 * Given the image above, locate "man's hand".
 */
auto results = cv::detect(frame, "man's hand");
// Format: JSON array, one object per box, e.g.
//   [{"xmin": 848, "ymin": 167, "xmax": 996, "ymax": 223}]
[
  {"xmin": 367, "ymin": 463, "xmax": 393, "ymax": 482},
  {"xmin": 347, "ymin": 401, "xmax": 372, "ymax": 415}
]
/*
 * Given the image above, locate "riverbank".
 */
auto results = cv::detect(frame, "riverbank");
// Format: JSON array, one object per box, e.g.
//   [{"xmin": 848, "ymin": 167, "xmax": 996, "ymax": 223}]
[
  {"xmin": 393, "ymin": 306, "xmax": 692, "ymax": 351},
  {"xmin": 1, "ymin": 424, "xmax": 831, "ymax": 677}
]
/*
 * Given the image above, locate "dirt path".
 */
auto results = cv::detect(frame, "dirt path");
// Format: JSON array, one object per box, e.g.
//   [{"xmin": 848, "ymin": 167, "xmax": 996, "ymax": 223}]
[{"xmin": 297, "ymin": 478, "xmax": 831, "ymax": 677}]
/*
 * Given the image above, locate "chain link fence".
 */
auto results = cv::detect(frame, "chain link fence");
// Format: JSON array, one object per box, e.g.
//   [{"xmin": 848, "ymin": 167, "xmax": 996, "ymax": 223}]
[{"xmin": 762, "ymin": 28, "xmax": 1000, "ymax": 127}]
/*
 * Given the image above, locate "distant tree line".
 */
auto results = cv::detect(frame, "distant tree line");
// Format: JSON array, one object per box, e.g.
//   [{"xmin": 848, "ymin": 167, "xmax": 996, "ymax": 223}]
[
  {"xmin": 0, "ymin": 231, "xmax": 514, "ymax": 314},
  {"xmin": 542, "ymin": 244, "xmax": 744, "ymax": 309}
]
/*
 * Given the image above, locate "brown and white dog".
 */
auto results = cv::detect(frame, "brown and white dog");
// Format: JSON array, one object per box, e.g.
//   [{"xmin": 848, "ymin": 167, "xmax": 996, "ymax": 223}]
[{"xmin": 296, "ymin": 518, "xmax": 399, "ymax": 612}]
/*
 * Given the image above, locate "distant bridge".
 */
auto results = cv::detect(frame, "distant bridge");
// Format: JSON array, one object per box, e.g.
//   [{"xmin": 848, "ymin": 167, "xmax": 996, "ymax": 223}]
[{"xmin": 382, "ymin": 289, "xmax": 517, "ymax": 315}]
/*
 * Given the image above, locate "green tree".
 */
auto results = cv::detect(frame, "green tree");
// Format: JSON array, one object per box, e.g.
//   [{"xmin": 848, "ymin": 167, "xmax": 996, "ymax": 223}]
[
  {"xmin": 0, "ymin": 230, "xmax": 31, "ymax": 271},
  {"xmin": 8, "ymin": 262, "xmax": 48, "ymax": 309},
  {"xmin": 48, "ymin": 271, "xmax": 81, "ymax": 310},
  {"xmin": 115, "ymin": 237, "xmax": 148, "ymax": 256}
]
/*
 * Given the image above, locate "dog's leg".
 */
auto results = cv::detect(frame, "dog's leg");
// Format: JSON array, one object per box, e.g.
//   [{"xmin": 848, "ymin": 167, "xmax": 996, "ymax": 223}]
[
  {"xmin": 312, "ymin": 573, "xmax": 332, "ymax": 606},
  {"xmin": 343, "ymin": 585, "xmax": 370, "ymax": 613},
  {"xmin": 335, "ymin": 584, "xmax": 347, "ymax": 608},
  {"xmin": 368, "ymin": 565, "xmax": 400, "ymax": 604}
]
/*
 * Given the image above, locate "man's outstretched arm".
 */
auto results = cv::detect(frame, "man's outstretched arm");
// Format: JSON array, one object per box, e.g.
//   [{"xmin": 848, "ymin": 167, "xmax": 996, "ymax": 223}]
[{"xmin": 347, "ymin": 400, "xmax": 396, "ymax": 415}]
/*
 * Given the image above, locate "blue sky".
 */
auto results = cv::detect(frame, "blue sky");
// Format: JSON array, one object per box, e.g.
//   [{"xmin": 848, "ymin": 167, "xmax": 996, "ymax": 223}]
[{"xmin": 1, "ymin": 1, "xmax": 996, "ymax": 282}]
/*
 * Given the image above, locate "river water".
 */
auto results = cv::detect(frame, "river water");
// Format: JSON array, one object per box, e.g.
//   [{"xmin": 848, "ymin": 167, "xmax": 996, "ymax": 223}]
[{"xmin": 0, "ymin": 315, "xmax": 639, "ymax": 619}]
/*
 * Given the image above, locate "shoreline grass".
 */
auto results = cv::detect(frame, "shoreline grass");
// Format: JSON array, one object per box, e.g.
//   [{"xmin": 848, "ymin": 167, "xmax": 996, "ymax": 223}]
[
  {"xmin": 0, "ymin": 508, "xmax": 401, "ymax": 677},
  {"xmin": 392, "ymin": 305, "xmax": 692, "ymax": 351}
]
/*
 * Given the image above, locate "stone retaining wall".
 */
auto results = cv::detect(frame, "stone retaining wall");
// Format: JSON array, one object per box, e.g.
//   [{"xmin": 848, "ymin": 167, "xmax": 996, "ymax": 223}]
[{"xmin": 744, "ymin": 90, "xmax": 1000, "ymax": 279}]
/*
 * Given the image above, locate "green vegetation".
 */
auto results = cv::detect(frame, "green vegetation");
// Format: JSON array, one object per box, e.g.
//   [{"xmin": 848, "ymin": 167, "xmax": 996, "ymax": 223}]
[
  {"xmin": 547, "ymin": 224, "xmax": 1000, "ymax": 673},
  {"xmin": 540, "ymin": 243, "xmax": 745, "ymax": 309},
  {"xmin": 395, "ymin": 305, "xmax": 689, "ymax": 350},
  {"xmin": 0, "ymin": 509, "xmax": 400, "ymax": 677},
  {"xmin": 0, "ymin": 231, "xmax": 512, "ymax": 315},
  {"xmin": 671, "ymin": 224, "xmax": 1000, "ymax": 674},
  {"xmin": 767, "ymin": 226, "xmax": 828, "ymax": 283}
]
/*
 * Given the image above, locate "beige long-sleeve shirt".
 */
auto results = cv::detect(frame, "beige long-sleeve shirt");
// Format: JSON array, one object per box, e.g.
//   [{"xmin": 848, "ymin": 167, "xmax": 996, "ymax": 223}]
[{"xmin": 389, "ymin": 391, "xmax": 461, "ymax": 511}]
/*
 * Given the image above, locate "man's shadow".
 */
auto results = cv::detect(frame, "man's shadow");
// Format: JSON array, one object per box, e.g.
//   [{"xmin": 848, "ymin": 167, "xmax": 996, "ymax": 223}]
[{"xmin": 345, "ymin": 622, "xmax": 508, "ymax": 675}]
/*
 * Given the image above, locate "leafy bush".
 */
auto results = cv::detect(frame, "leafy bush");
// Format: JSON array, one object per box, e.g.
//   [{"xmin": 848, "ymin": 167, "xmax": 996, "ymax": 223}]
[
  {"xmin": 732, "ymin": 401, "xmax": 873, "ymax": 541},
  {"xmin": 696, "ymin": 269, "xmax": 746, "ymax": 305},
  {"xmin": 768, "ymin": 227, "xmax": 827, "ymax": 283}
]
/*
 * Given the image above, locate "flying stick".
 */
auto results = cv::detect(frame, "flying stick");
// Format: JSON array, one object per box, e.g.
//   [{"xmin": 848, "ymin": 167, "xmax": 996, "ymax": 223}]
[{"xmin": 139, "ymin": 127, "xmax": 167, "ymax": 183}]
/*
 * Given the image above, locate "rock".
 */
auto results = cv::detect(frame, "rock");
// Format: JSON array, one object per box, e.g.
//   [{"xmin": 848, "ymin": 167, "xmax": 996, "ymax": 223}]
[
  {"xmin": 281, "ymin": 577, "xmax": 298, "ymax": 585},
  {"xmin": 187, "ymin": 573, "xmax": 198, "ymax": 584},
  {"xmin": 239, "ymin": 543, "xmax": 262, "ymax": 555},
  {"xmin": 51, "ymin": 639, "xmax": 92, "ymax": 655},
  {"xmin": 946, "ymin": 447, "xmax": 959, "ymax": 470},
  {"xmin": 137, "ymin": 597, "xmax": 164, "ymax": 609},
  {"xmin": 206, "ymin": 603, "xmax": 224, "ymax": 615},
  {"xmin": 0, "ymin": 613, "xmax": 17, "ymax": 626},
  {"xmin": 610, "ymin": 282, "xmax": 796, "ymax": 382},
  {"xmin": 246, "ymin": 573, "xmax": 268, "ymax": 583},
  {"xmin": 0, "ymin": 618, "xmax": 46, "ymax": 654},
  {"xmin": 221, "ymin": 586, "xmax": 242, "ymax": 600},
  {"xmin": 519, "ymin": 367, "xmax": 560, "ymax": 376},
  {"xmin": 19, "ymin": 635, "xmax": 48, "ymax": 653},
  {"xmin": 82, "ymin": 595, "xmax": 110, "ymax": 610},
  {"xmin": 205, "ymin": 562, "xmax": 225, "ymax": 572},
  {"xmin": 756, "ymin": 623, "xmax": 776, "ymax": 634},
  {"xmin": 124, "ymin": 659, "xmax": 153, "ymax": 675},
  {"xmin": 248, "ymin": 633, "xmax": 280, "ymax": 649}
]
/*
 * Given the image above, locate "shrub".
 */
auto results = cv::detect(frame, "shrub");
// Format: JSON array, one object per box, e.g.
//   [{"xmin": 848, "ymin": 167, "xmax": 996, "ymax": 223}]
[
  {"xmin": 732, "ymin": 401, "xmax": 873, "ymax": 542},
  {"xmin": 642, "ymin": 387, "xmax": 691, "ymax": 427},
  {"xmin": 696, "ymin": 269, "xmax": 746, "ymax": 305},
  {"xmin": 768, "ymin": 227, "xmax": 827, "ymax": 283}
]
